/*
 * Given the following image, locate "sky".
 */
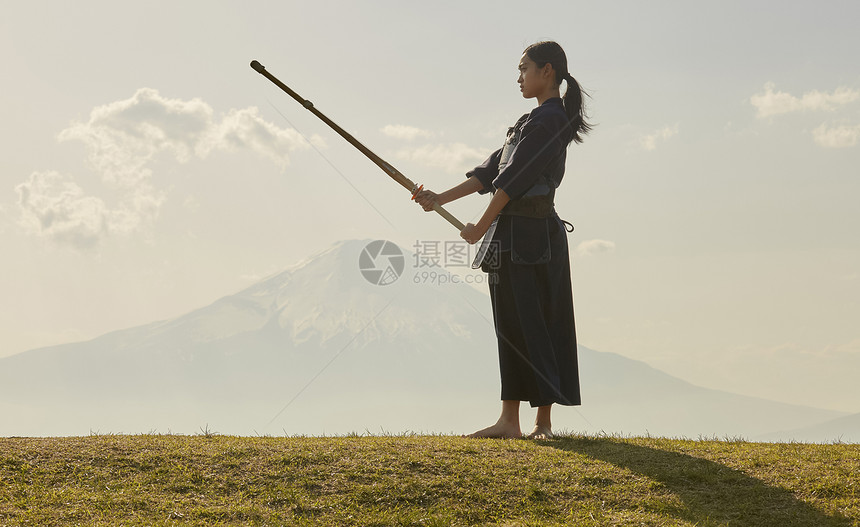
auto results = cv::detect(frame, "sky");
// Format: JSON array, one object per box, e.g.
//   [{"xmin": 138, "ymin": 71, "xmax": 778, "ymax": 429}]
[{"xmin": 2, "ymin": 1, "xmax": 859, "ymax": 413}]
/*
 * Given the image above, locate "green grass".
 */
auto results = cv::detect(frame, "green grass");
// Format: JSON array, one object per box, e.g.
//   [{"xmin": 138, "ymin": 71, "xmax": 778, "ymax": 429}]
[{"xmin": 0, "ymin": 433, "xmax": 857, "ymax": 526}]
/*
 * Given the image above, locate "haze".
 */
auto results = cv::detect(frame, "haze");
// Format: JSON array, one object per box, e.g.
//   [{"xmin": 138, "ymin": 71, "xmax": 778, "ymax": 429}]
[{"xmin": 2, "ymin": 2, "xmax": 859, "ymax": 416}]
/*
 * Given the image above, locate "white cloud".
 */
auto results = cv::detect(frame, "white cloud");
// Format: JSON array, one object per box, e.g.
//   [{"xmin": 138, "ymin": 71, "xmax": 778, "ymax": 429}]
[
  {"xmin": 58, "ymin": 88, "xmax": 212, "ymax": 186},
  {"xmin": 396, "ymin": 143, "xmax": 489, "ymax": 174},
  {"xmin": 750, "ymin": 82, "xmax": 860, "ymax": 118},
  {"xmin": 639, "ymin": 124, "xmax": 679, "ymax": 151},
  {"xmin": 830, "ymin": 339, "xmax": 860, "ymax": 356},
  {"xmin": 576, "ymin": 239, "xmax": 616, "ymax": 256},
  {"xmin": 812, "ymin": 123, "xmax": 860, "ymax": 148},
  {"xmin": 381, "ymin": 124, "xmax": 435, "ymax": 141},
  {"xmin": 201, "ymin": 107, "xmax": 318, "ymax": 168},
  {"xmin": 59, "ymin": 88, "xmax": 310, "ymax": 180},
  {"xmin": 754, "ymin": 339, "xmax": 860, "ymax": 359},
  {"xmin": 16, "ymin": 171, "xmax": 106, "ymax": 249},
  {"xmin": 15, "ymin": 171, "xmax": 163, "ymax": 250},
  {"xmin": 18, "ymin": 88, "xmax": 310, "ymax": 249}
]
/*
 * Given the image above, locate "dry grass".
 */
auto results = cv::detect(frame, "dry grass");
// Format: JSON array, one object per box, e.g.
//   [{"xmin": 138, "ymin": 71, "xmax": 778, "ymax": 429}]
[{"xmin": 0, "ymin": 433, "xmax": 857, "ymax": 526}]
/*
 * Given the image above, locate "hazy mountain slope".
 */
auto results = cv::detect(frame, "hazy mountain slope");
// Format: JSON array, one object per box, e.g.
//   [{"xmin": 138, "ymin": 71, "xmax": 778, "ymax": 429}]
[
  {"xmin": 0, "ymin": 239, "xmax": 849, "ymax": 440},
  {"xmin": 757, "ymin": 412, "xmax": 860, "ymax": 443}
]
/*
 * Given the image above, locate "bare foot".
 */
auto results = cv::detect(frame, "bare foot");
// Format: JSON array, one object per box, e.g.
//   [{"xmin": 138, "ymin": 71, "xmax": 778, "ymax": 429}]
[
  {"xmin": 464, "ymin": 422, "xmax": 523, "ymax": 439},
  {"xmin": 526, "ymin": 425, "xmax": 553, "ymax": 440}
]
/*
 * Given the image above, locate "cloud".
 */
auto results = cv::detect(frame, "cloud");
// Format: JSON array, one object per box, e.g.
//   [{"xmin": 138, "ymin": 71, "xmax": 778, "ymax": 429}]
[
  {"xmin": 829, "ymin": 339, "xmax": 860, "ymax": 356},
  {"xmin": 58, "ymin": 88, "xmax": 211, "ymax": 187},
  {"xmin": 15, "ymin": 171, "xmax": 106, "ymax": 249},
  {"xmin": 576, "ymin": 239, "xmax": 616, "ymax": 256},
  {"xmin": 755, "ymin": 339, "xmax": 860, "ymax": 359},
  {"xmin": 15, "ymin": 171, "xmax": 164, "ymax": 250},
  {"xmin": 18, "ymin": 88, "xmax": 310, "ymax": 249},
  {"xmin": 812, "ymin": 123, "xmax": 860, "ymax": 148},
  {"xmin": 201, "ymin": 107, "xmax": 319, "ymax": 168},
  {"xmin": 750, "ymin": 82, "xmax": 860, "ymax": 119},
  {"xmin": 395, "ymin": 143, "xmax": 489, "ymax": 174},
  {"xmin": 639, "ymin": 124, "xmax": 679, "ymax": 151},
  {"xmin": 381, "ymin": 124, "xmax": 435, "ymax": 141},
  {"xmin": 59, "ymin": 88, "xmax": 311, "ymax": 180}
]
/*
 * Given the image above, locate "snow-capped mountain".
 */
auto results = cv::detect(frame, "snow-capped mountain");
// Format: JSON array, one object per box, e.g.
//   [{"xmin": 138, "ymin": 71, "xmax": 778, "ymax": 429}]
[
  {"xmin": 0, "ymin": 240, "xmax": 501, "ymax": 435},
  {"xmin": 0, "ymin": 239, "xmax": 850, "ymax": 440}
]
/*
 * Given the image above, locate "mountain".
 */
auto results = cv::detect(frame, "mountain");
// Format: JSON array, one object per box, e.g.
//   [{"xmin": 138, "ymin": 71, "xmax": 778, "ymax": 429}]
[
  {"xmin": 0, "ymin": 240, "xmax": 500, "ymax": 436},
  {"xmin": 576, "ymin": 350, "xmax": 848, "ymax": 441},
  {"xmin": 757, "ymin": 412, "xmax": 860, "ymax": 443},
  {"xmin": 0, "ymin": 239, "xmax": 851, "ymax": 440}
]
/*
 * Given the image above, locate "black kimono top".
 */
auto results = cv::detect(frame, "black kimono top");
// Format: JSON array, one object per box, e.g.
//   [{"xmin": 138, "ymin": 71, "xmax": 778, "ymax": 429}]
[
  {"xmin": 467, "ymin": 98, "xmax": 572, "ymax": 265},
  {"xmin": 467, "ymin": 97, "xmax": 571, "ymax": 200}
]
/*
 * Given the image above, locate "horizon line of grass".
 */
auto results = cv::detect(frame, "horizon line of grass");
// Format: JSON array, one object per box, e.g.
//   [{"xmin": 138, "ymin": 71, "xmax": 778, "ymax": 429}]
[{"xmin": 1, "ymin": 433, "xmax": 857, "ymax": 526}]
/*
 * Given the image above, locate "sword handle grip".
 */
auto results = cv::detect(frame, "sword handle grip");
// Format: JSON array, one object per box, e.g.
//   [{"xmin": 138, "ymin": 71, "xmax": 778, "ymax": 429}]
[{"xmin": 432, "ymin": 203, "xmax": 465, "ymax": 231}]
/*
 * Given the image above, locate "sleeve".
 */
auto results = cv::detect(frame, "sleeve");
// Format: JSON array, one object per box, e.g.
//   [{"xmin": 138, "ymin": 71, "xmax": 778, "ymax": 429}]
[
  {"xmin": 465, "ymin": 148, "xmax": 503, "ymax": 195},
  {"xmin": 491, "ymin": 121, "xmax": 562, "ymax": 200}
]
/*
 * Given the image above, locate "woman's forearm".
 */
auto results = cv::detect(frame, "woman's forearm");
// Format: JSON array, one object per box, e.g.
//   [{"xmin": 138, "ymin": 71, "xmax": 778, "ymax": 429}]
[
  {"xmin": 459, "ymin": 188, "xmax": 511, "ymax": 244},
  {"xmin": 476, "ymin": 188, "xmax": 511, "ymax": 232},
  {"xmin": 437, "ymin": 176, "xmax": 485, "ymax": 205}
]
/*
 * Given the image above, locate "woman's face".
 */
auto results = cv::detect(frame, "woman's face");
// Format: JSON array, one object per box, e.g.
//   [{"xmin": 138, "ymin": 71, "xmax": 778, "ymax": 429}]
[{"xmin": 517, "ymin": 54, "xmax": 551, "ymax": 99}]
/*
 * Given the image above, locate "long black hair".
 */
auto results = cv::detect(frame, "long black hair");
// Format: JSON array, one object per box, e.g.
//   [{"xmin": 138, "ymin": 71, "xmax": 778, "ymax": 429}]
[{"xmin": 524, "ymin": 41, "xmax": 592, "ymax": 144}]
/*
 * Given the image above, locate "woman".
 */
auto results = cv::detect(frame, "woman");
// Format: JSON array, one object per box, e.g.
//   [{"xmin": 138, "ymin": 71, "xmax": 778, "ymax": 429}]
[{"xmin": 415, "ymin": 41, "xmax": 590, "ymax": 439}]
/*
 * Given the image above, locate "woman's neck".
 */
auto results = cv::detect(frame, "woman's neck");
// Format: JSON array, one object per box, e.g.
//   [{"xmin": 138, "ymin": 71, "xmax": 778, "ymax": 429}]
[{"xmin": 536, "ymin": 87, "xmax": 561, "ymax": 106}]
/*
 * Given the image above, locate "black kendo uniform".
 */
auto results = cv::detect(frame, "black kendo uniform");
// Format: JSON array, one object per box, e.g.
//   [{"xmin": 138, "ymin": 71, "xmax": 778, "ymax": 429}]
[{"xmin": 469, "ymin": 97, "xmax": 581, "ymax": 407}]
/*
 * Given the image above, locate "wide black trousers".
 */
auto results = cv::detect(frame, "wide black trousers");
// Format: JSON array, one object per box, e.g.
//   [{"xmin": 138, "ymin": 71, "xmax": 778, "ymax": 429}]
[{"xmin": 487, "ymin": 216, "xmax": 581, "ymax": 407}]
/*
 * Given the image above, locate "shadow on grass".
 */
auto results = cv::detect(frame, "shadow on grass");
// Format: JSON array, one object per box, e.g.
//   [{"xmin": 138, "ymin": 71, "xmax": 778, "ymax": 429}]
[{"xmin": 547, "ymin": 437, "xmax": 851, "ymax": 527}]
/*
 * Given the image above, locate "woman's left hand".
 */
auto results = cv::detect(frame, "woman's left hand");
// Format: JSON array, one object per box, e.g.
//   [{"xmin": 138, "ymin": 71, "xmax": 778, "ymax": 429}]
[{"xmin": 460, "ymin": 222, "xmax": 487, "ymax": 244}]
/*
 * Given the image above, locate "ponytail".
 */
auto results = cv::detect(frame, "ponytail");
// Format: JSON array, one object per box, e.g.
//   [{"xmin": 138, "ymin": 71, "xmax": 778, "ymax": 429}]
[
  {"xmin": 562, "ymin": 73, "xmax": 592, "ymax": 144},
  {"xmin": 524, "ymin": 41, "xmax": 592, "ymax": 145}
]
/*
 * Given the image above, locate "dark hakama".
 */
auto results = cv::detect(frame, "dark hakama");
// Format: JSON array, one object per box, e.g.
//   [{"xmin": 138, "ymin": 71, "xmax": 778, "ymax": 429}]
[
  {"xmin": 488, "ymin": 214, "xmax": 580, "ymax": 407},
  {"xmin": 469, "ymin": 97, "xmax": 581, "ymax": 407}
]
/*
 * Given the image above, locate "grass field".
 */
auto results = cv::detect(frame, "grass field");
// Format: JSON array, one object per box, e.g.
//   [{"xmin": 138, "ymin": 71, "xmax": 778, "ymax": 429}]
[{"xmin": 0, "ymin": 433, "xmax": 857, "ymax": 526}]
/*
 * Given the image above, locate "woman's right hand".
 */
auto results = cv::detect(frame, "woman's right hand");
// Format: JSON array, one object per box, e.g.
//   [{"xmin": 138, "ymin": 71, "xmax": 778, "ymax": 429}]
[{"xmin": 413, "ymin": 189, "xmax": 439, "ymax": 212}]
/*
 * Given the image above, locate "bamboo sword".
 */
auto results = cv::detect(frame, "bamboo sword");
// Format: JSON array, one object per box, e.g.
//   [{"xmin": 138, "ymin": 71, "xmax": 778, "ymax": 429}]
[{"xmin": 250, "ymin": 60, "xmax": 464, "ymax": 231}]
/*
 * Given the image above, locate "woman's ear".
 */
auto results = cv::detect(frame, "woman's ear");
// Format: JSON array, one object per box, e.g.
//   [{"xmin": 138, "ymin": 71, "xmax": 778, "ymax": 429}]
[{"xmin": 542, "ymin": 63, "xmax": 555, "ymax": 80}]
